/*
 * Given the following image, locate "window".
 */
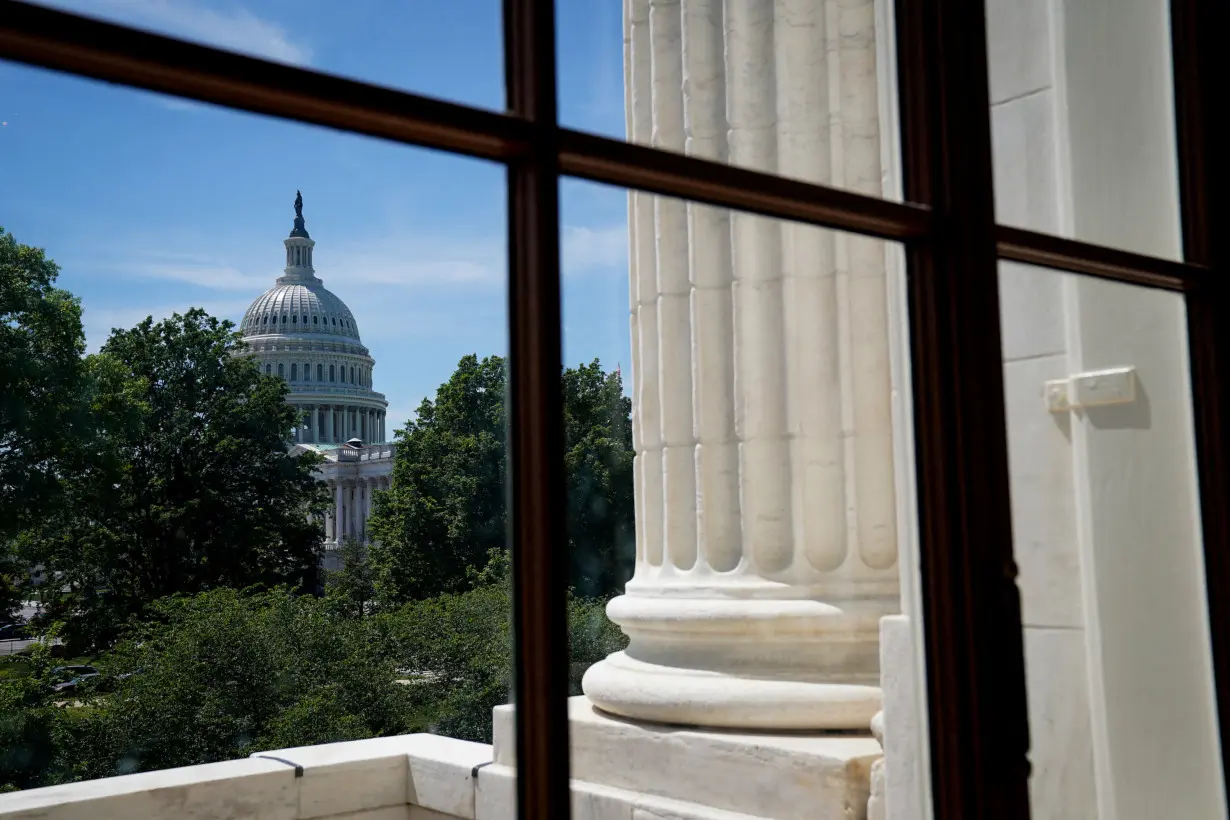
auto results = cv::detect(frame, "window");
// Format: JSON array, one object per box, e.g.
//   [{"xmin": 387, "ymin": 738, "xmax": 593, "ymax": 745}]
[
  {"xmin": 277, "ymin": 363, "xmax": 284, "ymax": 379},
  {"xmin": 313, "ymin": 315, "xmax": 318, "ymax": 324},
  {"xmin": 290, "ymin": 363, "xmax": 297, "ymax": 381},
  {"xmin": 318, "ymin": 363, "xmax": 324, "ymax": 382},
  {"xmin": 265, "ymin": 363, "xmax": 272, "ymax": 375},
  {"xmin": 1, "ymin": 2, "xmax": 1222, "ymax": 819}
]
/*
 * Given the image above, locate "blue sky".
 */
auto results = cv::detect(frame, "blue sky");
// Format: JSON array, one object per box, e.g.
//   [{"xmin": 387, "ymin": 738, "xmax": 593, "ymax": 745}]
[{"xmin": 0, "ymin": 0, "xmax": 632, "ymax": 432}]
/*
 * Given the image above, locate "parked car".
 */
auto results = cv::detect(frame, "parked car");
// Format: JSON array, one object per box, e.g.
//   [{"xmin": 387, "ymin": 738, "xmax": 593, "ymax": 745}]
[
  {"xmin": 50, "ymin": 665, "xmax": 100, "ymax": 694},
  {"xmin": 0, "ymin": 623, "xmax": 30, "ymax": 640}
]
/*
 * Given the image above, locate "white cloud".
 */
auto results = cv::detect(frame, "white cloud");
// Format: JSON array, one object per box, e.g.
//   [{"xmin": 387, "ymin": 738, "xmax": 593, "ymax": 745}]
[
  {"xmin": 121, "ymin": 260, "xmax": 268, "ymax": 291},
  {"xmin": 562, "ymin": 224, "xmax": 627, "ymax": 273},
  {"xmin": 89, "ymin": 220, "xmax": 628, "ymax": 306},
  {"xmin": 39, "ymin": 0, "xmax": 311, "ymax": 65},
  {"xmin": 327, "ymin": 236, "xmax": 506, "ymax": 288}
]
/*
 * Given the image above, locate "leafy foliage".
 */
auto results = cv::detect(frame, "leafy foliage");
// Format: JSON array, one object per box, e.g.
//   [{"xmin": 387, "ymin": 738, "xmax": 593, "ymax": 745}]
[
  {"xmin": 326, "ymin": 537, "xmax": 377, "ymax": 618},
  {"xmin": 368, "ymin": 354, "xmax": 507, "ymax": 604},
  {"xmin": 0, "ymin": 228, "xmax": 90, "ymax": 535},
  {"xmin": 0, "ymin": 227, "xmax": 95, "ymax": 618},
  {"xmin": 0, "ymin": 582, "xmax": 627, "ymax": 790},
  {"xmin": 18, "ymin": 309, "xmax": 328, "ymax": 650},
  {"xmin": 369, "ymin": 354, "xmax": 635, "ymax": 606}
]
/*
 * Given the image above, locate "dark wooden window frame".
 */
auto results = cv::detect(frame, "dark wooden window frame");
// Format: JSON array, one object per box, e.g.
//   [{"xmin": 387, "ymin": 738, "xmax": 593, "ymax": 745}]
[{"xmin": 0, "ymin": 0, "xmax": 1223, "ymax": 817}]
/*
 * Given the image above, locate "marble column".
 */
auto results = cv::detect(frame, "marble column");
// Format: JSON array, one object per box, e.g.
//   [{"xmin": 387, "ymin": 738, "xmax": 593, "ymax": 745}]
[
  {"xmin": 325, "ymin": 405, "xmax": 335, "ymax": 443},
  {"xmin": 348, "ymin": 480, "xmax": 357, "ymax": 538},
  {"xmin": 364, "ymin": 479, "xmax": 374, "ymax": 539},
  {"xmin": 335, "ymin": 479, "xmax": 345, "ymax": 542},
  {"xmin": 582, "ymin": 0, "xmax": 898, "ymax": 732},
  {"xmin": 324, "ymin": 482, "xmax": 335, "ymax": 542}
]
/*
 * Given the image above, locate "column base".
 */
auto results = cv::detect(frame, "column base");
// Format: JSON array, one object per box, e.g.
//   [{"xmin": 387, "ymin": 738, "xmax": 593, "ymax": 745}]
[
  {"xmin": 583, "ymin": 650, "xmax": 881, "ymax": 730},
  {"xmin": 480, "ymin": 697, "xmax": 882, "ymax": 820},
  {"xmin": 582, "ymin": 593, "xmax": 886, "ymax": 730}
]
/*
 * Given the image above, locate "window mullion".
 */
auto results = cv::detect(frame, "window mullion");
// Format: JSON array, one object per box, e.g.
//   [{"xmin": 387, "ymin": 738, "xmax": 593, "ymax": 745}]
[
  {"xmin": 503, "ymin": 0, "xmax": 572, "ymax": 818},
  {"xmin": 893, "ymin": 0, "xmax": 1033, "ymax": 817}
]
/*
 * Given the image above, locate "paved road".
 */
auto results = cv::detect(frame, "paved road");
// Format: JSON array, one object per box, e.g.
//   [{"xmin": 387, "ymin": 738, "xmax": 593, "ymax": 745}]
[
  {"xmin": 1, "ymin": 639, "xmax": 34, "ymax": 656},
  {"xmin": 2, "ymin": 601, "xmax": 45, "ymax": 655}
]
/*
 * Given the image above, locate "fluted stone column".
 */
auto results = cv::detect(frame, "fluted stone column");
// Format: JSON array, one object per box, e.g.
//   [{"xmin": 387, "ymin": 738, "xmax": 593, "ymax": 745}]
[
  {"xmin": 582, "ymin": 0, "xmax": 898, "ymax": 732},
  {"xmin": 325, "ymin": 405, "xmax": 335, "ymax": 443},
  {"xmin": 364, "ymin": 479, "xmax": 374, "ymax": 539},
  {"xmin": 335, "ymin": 479, "xmax": 345, "ymax": 542},
  {"xmin": 324, "ymin": 482, "xmax": 335, "ymax": 542}
]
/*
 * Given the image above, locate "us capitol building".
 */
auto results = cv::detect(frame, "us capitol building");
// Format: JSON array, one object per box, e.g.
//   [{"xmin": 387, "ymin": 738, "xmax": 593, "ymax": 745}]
[{"xmin": 237, "ymin": 193, "xmax": 393, "ymax": 568}]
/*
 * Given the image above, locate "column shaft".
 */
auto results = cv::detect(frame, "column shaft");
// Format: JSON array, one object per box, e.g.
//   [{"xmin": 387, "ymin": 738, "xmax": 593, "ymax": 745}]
[
  {"xmin": 335, "ymin": 479, "xmax": 345, "ymax": 542},
  {"xmin": 324, "ymin": 481, "xmax": 334, "ymax": 542},
  {"xmin": 582, "ymin": 0, "xmax": 898, "ymax": 732}
]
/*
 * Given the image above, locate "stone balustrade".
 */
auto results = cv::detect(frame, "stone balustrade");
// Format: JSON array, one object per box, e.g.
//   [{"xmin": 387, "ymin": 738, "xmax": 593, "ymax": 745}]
[
  {"xmin": 0, "ymin": 734, "xmax": 491, "ymax": 820},
  {"xmin": 0, "ymin": 697, "xmax": 881, "ymax": 820}
]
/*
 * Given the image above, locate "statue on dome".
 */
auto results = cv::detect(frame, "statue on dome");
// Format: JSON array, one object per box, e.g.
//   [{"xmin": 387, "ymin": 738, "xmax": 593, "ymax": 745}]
[{"xmin": 294, "ymin": 190, "xmax": 303, "ymax": 219}]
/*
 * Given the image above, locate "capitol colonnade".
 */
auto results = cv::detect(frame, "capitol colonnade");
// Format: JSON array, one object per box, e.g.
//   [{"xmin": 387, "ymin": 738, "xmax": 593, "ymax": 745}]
[
  {"xmin": 323, "ymin": 475, "xmax": 393, "ymax": 545},
  {"xmin": 289, "ymin": 404, "xmax": 387, "ymax": 445}
]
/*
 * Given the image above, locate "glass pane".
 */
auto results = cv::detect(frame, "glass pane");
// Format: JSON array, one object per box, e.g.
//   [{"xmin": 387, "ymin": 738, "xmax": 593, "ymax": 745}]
[
  {"xmin": 26, "ymin": 0, "xmax": 503, "ymax": 111},
  {"xmin": 0, "ymin": 63, "xmax": 511, "ymax": 811},
  {"xmin": 986, "ymin": 0, "xmax": 1183, "ymax": 259},
  {"xmin": 556, "ymin": 177, "xmax": 934, "ymax": 819},
  {"xmin": 557, "ymin": 0, "xmax": 905, "ymax": 199},
  {"xmin": 998, "ymin": 262, "xmax": 1224, "ymax": 818}
]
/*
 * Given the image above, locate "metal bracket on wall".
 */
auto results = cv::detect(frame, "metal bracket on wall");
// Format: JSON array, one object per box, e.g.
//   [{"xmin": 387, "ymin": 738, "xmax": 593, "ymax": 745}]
[{"xmin": 1044, "ymin": 366, "xmax": 1137, "ymax": 413}]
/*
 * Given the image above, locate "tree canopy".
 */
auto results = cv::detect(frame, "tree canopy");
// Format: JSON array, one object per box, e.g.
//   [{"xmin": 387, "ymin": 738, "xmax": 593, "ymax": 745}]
[
  {"xmin": 18, "ymin": 309, "xmax": 328, "ymax": 649},
  {"xmin": 368, "ymin": 354, "xmax": 635, "ymax": 606},
  {"xmin": 0, "ymin": 580, "xmax": 626, "ymax": 790},
  {"xmin": 1, "ymin": 228, "xmax": 95, "ymax": 619}
]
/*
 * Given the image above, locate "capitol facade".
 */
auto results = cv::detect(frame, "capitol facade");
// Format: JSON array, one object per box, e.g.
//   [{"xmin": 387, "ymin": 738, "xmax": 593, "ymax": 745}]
[{"xmin": 238, "ymin": 193, "xmax": 393, "ymax": 568}]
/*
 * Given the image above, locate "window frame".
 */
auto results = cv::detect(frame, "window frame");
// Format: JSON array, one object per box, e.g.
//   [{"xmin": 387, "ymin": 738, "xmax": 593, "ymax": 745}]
[{"xmin": 0, "ymin": 0, "xmax": 1223, "ymax": 817}]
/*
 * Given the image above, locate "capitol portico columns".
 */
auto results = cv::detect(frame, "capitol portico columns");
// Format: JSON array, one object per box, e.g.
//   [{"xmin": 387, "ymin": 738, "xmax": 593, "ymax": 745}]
[
  {"xmin": 334, "ymin": 479, "xmax": 345, "ymax": 542},
  {"xmin": 581, "ymin": 0, "xmax": 898, "ymax": 732}
]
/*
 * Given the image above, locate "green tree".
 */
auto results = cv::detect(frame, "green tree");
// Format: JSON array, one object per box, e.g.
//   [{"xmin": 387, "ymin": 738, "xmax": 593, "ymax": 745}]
[
  {"xmin": 368, "ymin": 354, "xmax": 507, "ymax": 605},
  {"xmin": 383, "ymin": 575, "xmax": 627, "ymax": 744},
  {"xmin": 0, "ymin": 635, "xmax": 67, "ymax": 791},
  {"xmin": 561, "ymin": 361, "xmax": 635, "ymax": 598},
  {"xmin": 325, "ymin": 537, "xmax": 377, "ymax": 618},
  {"xmin": 0, "ymin": 581, "xmax": 628, "ymax": 789},
  {"xmin": 49, "ymin": 589, "xmax": 419, "ymax": 783},
  {"xmin": 21, "ymin": 309, "xmax": 328, "ymax": 650},
  {"xmin": 368, "ymin": 355, "xmax": 635, "ymax": 607},
  {"xmin": 0, "ymin": 228, "xmax": 95, "ymax": 618}
]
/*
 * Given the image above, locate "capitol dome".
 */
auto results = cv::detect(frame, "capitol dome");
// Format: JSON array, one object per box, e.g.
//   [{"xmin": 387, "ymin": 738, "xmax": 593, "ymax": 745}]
[
  {"xmin": 240, "ymin": 282, "xmax": 361, "ymax": 341},
  {"xmin": 238, "ymin": 192, "xmax": 389, "ymax": 446}
]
